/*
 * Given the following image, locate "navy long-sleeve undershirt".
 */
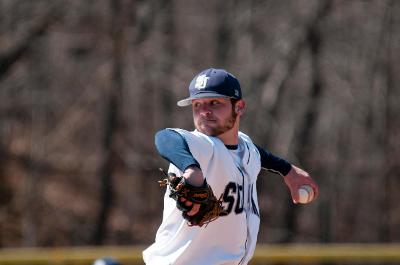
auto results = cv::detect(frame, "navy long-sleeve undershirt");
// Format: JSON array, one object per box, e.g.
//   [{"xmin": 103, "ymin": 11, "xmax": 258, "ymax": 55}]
[
  {"xmin": 155, "ymin": 129, "xmax": 292, "ymax": 176},
  {"xmin": 255, "ymin": 144, "xmax": 292, "ymax": 176}
]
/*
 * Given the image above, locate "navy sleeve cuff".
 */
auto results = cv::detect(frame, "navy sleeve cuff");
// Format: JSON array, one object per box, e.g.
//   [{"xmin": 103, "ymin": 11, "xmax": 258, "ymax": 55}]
[
  {"xmin": 255, "ymin": 144, "xmax": 292, "ymax": 176},
  {"xmin": 155, "ymin": 129, "xmax": 200, "ymax": 172}
]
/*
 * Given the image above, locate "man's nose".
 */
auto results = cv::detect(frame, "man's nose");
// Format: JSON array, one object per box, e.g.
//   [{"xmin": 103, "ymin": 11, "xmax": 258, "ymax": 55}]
[{"xmin": 199, "ymin": 106, "xmax": 212, "ymax": 116}]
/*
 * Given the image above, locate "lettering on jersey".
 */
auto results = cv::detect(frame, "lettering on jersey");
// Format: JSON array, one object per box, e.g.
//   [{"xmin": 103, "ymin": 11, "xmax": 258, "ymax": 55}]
[
  {"xmin": 194, "ymin": 74, "xmax": 209, "ymax": 89},
  {"xmin": 220, "ymin": 182, "xmax": 244, "ymax": 216}
]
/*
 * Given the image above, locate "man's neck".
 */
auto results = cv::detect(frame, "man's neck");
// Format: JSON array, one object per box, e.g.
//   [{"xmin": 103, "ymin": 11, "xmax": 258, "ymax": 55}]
[
  {"xmin": 216, "ymin": 123, "xmax": 240, "ymax": 145},
  {"xmin": 217, "ymin": 133, "xmax": 238, "ymax": 145}
]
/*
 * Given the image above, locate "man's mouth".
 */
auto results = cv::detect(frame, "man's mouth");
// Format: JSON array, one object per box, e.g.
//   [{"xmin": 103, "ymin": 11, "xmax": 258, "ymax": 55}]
[{"xmin": 200, "ymin": 117, "xmax": 217, "ymax": 122}]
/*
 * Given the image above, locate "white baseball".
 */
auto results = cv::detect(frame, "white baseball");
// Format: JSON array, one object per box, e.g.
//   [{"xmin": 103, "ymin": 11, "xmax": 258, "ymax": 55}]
[{"xmin": 297, "ymin": 185, "xmax": 314, "ymax": 204}]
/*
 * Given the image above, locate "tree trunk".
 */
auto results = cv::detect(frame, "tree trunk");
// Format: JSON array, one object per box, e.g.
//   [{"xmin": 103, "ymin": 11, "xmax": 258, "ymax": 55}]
[
  {"xmin": 284, "ymin": 0, "xmax": 332, "ymax": 243},
  {"xmin": 91, "ymin": 0, "xmax": 125, "ymax": 245}
]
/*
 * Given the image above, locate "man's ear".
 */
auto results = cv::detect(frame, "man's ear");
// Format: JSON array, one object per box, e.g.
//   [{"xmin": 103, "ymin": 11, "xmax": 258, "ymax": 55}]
[{"xmin": 235, "ymin": 100, "xmax": 246, "ymax": 115}]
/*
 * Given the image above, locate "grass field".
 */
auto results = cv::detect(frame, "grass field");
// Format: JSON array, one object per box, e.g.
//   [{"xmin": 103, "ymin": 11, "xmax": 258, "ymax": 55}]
[{"xmin": 1, "ymin": 244, "xmax": 400, "ymax": 265}]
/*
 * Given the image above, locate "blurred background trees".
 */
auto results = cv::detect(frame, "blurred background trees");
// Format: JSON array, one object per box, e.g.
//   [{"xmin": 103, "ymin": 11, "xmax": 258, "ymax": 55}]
[{"xmin": 0, "ymin": 0, "xmax": 399, "ymax": 247}]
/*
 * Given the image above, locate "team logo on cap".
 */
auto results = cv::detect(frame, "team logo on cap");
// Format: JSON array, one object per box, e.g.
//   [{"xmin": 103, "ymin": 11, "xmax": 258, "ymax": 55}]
[{"xmin": 194, "ymin": 74, "xmax": 209, "ymax": 90}]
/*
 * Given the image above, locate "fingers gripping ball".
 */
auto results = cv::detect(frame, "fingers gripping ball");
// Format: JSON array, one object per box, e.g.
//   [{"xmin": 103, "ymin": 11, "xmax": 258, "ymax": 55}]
[
  {"xmin": 158, "ymin": 168, "xmax": 224, "ymax": 227},
  {"xmin": 297, "ymin": 185, "xmax": 315, "ymax": 204}
]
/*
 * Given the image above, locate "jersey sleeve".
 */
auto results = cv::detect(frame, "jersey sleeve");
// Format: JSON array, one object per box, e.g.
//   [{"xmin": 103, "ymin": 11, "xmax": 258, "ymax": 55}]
[
  {"xmin": 155, "ymin": 129, "xmax": 201, "ymax": 172},
  {"xmin": 255, "ymin": 144, "xmax": 292, "ymax": 176}
]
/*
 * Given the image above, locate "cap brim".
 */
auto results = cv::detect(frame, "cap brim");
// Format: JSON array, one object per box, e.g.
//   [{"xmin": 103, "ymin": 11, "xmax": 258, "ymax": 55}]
[{"xmin": 177, "ymin": 93, "xmax": 231, "ymax": 107}]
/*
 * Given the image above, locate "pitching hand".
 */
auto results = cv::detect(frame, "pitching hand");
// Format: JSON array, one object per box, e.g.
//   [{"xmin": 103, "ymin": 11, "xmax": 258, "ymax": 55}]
[{"xmin": 283, "ymin": 165, "xmax": 319, "ymax": 204}]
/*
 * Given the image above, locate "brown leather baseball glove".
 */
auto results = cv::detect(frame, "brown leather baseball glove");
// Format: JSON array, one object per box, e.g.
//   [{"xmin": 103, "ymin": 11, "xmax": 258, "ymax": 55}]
[{"xmin": 158, "ymin": 169, "xmax": 224, "ymax": 227}]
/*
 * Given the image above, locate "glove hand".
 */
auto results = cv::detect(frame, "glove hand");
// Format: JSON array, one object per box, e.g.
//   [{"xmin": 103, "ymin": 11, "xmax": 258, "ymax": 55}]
[
  {"xmin": 177, "ymin": 197, "xmax": 200, "ymax": 217},
  {"xmin": 158, "ymin": 168, "xmax": 224, "ymax": 227}
]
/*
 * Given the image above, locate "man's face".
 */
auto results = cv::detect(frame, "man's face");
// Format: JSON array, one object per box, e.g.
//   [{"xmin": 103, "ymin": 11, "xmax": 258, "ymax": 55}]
[{"xmin": 192, "ymin": 97, "xmax": 237, "ymax": 136}]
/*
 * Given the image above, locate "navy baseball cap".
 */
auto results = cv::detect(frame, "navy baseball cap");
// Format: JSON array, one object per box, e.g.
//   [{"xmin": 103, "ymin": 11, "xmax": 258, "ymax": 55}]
[{"xmin": 177, "ymin": 68, "xmax": 242, "ymax": 107}]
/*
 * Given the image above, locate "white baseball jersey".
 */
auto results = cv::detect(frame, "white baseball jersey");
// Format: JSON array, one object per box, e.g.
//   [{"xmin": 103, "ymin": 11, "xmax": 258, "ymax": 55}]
[{"xmin": 143, "ymin": 129, "xmax": 262, "ymax": 265}]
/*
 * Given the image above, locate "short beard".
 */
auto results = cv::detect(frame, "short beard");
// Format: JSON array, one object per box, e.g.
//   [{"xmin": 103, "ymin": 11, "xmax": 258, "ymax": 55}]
[{"xmin": 196, "ymin": 107, "xmax": 238, "ymax": 137}]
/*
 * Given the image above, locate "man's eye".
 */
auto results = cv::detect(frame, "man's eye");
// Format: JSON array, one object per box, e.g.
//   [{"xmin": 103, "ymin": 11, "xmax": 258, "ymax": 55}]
[{"xmin": 211, "ymin": 100, "xmax": 220, "ymax": 105}]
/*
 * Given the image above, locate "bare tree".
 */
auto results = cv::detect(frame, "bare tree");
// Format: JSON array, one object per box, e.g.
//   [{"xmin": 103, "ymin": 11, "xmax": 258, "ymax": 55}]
[
  {"xmin": 0, "ymin": 3, "xmax": 60, "ymax": 81},
  {"xmin": 91, "ymin": 0, "xmax": 127, "ymax": 245}
]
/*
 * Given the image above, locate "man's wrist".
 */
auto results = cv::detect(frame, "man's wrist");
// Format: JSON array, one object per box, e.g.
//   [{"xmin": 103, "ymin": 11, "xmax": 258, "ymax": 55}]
[
  {"xmin": 283, "ymin": 164, "xmax": 293, "ymax": 177},
  {"xmin": 183, "ymin": 165, "xmax": 205, "ymax": 187}
]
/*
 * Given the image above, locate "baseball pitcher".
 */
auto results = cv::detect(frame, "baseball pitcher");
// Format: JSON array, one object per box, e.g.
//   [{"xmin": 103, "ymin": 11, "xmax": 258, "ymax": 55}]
[{"xmin": 143, "ymin": 68, "xmax": 319, "ymax": 265}]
